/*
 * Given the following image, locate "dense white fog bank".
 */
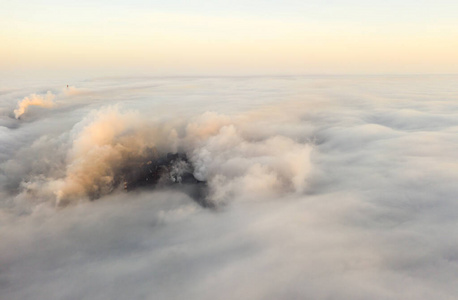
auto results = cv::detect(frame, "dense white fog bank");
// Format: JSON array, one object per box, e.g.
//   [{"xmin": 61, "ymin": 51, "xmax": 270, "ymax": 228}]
[{"xmin": 1, "ymin": 76, "xmax": 458, "ymax": 299}]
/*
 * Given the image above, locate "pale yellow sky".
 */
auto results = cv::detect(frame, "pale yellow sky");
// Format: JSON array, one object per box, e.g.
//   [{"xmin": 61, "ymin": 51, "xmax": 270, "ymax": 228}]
[{"xmin": 1, "ymin": 2, "xmax": 458, "ymax": 78}]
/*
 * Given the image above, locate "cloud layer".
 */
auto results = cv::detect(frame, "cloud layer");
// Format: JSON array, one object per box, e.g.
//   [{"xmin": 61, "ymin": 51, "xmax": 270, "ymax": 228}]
[{"xmin": 1, "ymin": 76, "xmax": 458, "ymax": 299}]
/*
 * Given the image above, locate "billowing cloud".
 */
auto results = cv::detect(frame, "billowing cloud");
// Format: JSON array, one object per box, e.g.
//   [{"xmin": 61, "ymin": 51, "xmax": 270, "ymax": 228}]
[{"xmin": 5, "ymin": 105, "xmax": 313, "ymax": 207}]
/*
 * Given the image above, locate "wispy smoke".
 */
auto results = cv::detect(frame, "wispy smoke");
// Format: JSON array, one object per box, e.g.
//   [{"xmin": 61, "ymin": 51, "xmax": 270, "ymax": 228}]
[{"xmin": 13, "ymin": 91, "xmax": 55, "ymax": 119}]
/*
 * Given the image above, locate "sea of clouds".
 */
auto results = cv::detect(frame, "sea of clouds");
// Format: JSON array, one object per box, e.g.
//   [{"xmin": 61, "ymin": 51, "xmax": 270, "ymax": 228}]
[{"xmin": 1, "ymin": 75, "xmax": 458, "ymax": 299}]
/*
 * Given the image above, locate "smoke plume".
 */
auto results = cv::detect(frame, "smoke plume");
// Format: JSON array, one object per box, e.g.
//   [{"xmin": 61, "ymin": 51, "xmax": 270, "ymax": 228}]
[{"xmin": 13, "ymin": 91, "xmax": 56, "ymax": 119}]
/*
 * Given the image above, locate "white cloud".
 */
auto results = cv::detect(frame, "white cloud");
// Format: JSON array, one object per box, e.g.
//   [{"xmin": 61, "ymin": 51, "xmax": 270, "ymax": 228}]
[{"xmin": 1, "ymin": 76, "xmax": 458, "ymax": 299}]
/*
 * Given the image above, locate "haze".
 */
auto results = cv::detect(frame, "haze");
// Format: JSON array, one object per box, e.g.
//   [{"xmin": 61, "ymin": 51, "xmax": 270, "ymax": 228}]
[{"xmin": 2, "ymin": 0, "xmax": 458, "ymax": 79}]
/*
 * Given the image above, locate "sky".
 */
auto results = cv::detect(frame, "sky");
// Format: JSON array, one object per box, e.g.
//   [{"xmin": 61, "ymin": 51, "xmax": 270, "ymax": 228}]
[{"xmin": 1, "ymin": 0, "xmax": 458, "ymax": 78}]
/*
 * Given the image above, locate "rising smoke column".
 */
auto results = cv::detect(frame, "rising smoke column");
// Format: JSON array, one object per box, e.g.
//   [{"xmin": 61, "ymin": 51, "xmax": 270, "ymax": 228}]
[{"xmin": 14, "ymin": 91, "xmax": 55, "ymax": 119}]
